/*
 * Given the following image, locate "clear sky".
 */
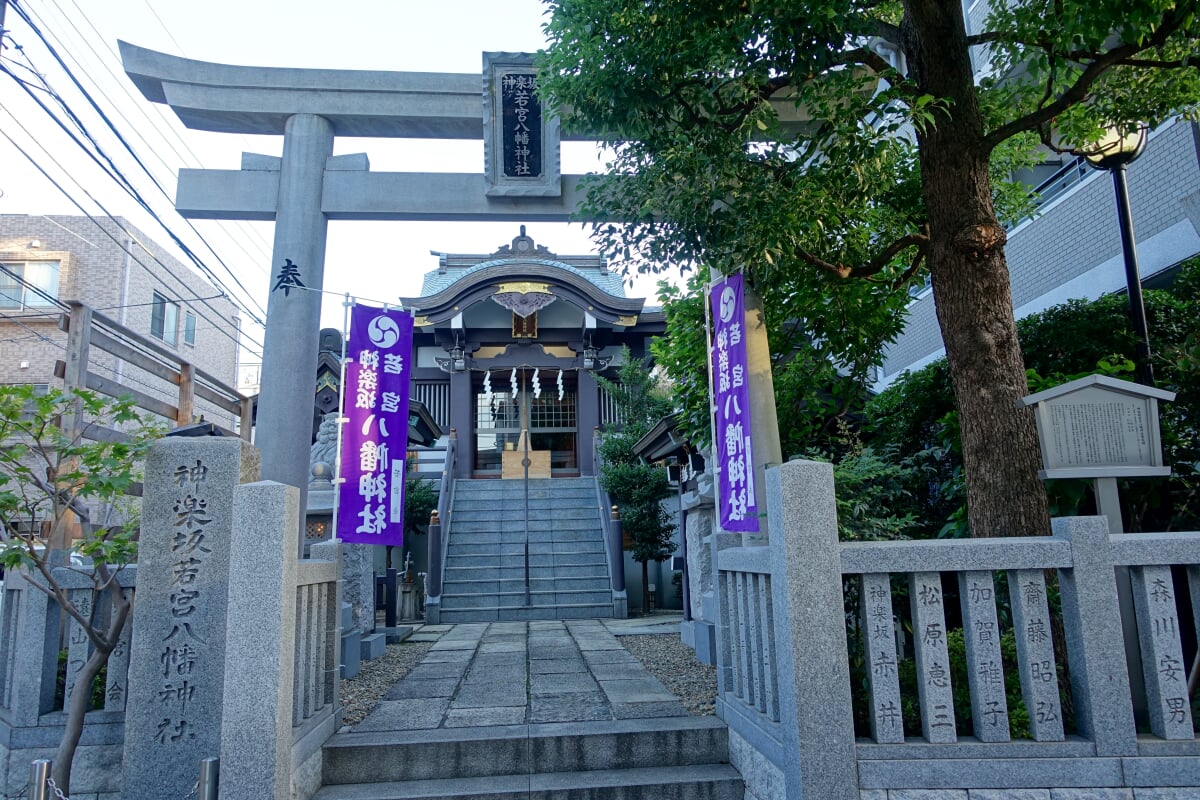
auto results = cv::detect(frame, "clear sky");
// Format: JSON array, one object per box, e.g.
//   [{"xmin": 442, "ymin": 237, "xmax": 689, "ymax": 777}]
[{"xmin": 0, "ymin": 0, "xmax": 661, "ymax": 379}]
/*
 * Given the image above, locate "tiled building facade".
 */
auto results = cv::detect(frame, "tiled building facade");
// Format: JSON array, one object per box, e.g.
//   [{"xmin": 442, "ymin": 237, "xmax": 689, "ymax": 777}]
[
  {"xmin": 0, "ymin": 215, "xmax": 242, "ymax": 427},
  {"xmin": 880, "ymin": 118, "xmax": 1200, "ymax": 384}
]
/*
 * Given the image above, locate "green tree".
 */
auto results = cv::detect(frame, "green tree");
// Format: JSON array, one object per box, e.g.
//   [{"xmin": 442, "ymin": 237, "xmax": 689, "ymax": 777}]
[
  {"xmin": 0, "ymin": 385, "xmax": 163, "ymax": 795},
  {"xmin": 595, "ymin": 348, "xmax": 677, "ymax": 612},
  {"xmin": 865, "ymin": 255, "xmax": 1200, "ymax": 534},
  {"xmin": 539, "ymin": 0, "xmax": 1200, "ymax": 538}
]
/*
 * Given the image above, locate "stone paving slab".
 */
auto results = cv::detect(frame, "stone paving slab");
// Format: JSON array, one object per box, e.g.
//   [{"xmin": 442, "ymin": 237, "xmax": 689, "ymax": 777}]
[
  {"xmin": 349, "ymin": 620, "xmax": 694, "ymax": 731},
  {"xmin": 356, "ymin": 698, "xmax": 449, "ymax": 731},
  {"xmin": 530, "ymin": 673, "xmax": 600, "ymax": 695},
  {"xmin": 529, "ymin": 658, "xmax": 587, "ymax": 674},
  {"xmin": 444, "ymin": 706, "xmax": 528, "ymax": 727},
  {"xmin": 598, "ymin": 677, "xmax": 677, "ymax": 704}
]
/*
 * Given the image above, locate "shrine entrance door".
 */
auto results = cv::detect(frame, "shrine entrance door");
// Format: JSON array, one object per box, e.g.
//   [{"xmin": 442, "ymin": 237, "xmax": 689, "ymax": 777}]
[{"xmin": 473, "ymin": 367, "xmax": 578, "ymax": 477}]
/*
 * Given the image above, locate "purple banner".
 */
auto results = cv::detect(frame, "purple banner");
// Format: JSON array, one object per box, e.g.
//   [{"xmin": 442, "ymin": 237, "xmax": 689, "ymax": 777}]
[
  {"xmin": 710, "ymin": 274, "xmax": 759, "ymax": 532},
  {"xmin": 337, "ymin": 304, "xmax": 414, "ymax": 546}
]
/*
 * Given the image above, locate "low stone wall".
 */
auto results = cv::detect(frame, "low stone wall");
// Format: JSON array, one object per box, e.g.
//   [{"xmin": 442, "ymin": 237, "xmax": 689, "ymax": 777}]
[{"xmin": 714, "ymin": 459, "xmax": 1200, "ymax": 800}]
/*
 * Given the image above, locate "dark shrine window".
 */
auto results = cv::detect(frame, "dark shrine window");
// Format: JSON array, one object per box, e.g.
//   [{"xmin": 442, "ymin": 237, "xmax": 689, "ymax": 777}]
[{"xmin": 513, "ymin": 312, "xmax": 537, "ymax": 338}]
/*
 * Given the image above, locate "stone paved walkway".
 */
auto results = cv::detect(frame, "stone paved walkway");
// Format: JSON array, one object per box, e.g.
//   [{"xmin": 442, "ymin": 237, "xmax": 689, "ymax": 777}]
[{"xmin": 353, "ymin": 620, "xmax": 687, "ymax": 731}]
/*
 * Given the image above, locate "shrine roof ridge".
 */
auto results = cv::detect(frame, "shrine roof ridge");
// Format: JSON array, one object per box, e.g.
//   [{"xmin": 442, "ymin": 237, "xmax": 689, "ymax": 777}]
[{"xmin": 418, "ymin": 257, "xmax": 627, "ymax": 299}]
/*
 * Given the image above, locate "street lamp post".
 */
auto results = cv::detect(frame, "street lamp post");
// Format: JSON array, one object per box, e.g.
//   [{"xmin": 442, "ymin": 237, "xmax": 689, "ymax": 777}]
[{"xmin": 1082, "ymin": 125, "xmax": 1154, "ymax": 387}]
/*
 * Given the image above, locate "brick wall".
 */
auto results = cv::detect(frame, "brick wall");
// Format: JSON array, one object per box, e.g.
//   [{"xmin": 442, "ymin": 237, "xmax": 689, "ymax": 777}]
[{"xmin": 0, "ymin": 215, "xmax": 242, "ymax": 427}]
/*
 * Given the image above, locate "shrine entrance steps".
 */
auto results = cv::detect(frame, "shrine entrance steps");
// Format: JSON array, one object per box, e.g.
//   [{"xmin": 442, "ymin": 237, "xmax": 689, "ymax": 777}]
[
  {"xmin": 315, "ymin": 621, "xmax": 743, "ymax": 800},
  {"xmin": 439, "ymin": 478, "xmax": 615, "ymax": 622}
]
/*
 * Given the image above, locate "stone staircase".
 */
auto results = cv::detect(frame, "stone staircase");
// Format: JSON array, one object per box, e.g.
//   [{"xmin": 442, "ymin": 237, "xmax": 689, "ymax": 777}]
[
  {"xmin": 316, "ymin": 717, "xmax": 743, "ymax": 800},
  {"xmin": 439, "ymin": 478, "xmax": 615, "ymax": 622}
]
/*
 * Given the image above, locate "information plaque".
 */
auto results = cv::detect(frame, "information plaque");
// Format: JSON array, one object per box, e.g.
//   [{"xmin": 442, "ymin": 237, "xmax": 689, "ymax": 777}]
[{"xmin": 1018, "ymin": 374, "xmax": 1175, "ymax": 479}]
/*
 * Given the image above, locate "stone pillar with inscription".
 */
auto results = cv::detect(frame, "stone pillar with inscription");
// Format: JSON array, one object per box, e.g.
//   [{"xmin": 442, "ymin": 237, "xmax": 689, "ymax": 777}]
[{"xmin": 121, "ymin": 437, "xmax": 260, "ymax": 800}]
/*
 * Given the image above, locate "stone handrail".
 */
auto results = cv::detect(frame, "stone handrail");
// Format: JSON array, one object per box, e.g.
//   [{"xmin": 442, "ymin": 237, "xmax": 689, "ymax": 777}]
[
  {"xmin": 424, "ymin": 430, "xmax": 457, "ymax": 622},
  {"xmin": 592, "ymin": 427, "xmax": 627, "ymax": 617}
]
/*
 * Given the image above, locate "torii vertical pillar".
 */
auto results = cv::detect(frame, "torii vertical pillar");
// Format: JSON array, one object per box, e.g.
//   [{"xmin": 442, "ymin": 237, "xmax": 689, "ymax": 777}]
[{"xmin": 258, "ymin": 114, "xmax": 334, "ymax": 521}]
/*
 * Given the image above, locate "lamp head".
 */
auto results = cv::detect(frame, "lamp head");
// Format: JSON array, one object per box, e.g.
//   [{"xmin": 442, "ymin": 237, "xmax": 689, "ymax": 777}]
[{"xmin": 1081, "ymin": 124, "xmax": 1148, "ymax": 170}]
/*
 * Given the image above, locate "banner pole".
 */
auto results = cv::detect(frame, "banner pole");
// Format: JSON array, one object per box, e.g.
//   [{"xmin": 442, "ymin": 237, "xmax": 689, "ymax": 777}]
[{"xmin": 331, "ymin": 294, "xmax": 353, "ymax": 541}]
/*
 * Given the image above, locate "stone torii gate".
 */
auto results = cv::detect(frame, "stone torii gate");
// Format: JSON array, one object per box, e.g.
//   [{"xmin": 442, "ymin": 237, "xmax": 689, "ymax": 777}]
[{"xmin": 119, "ymin": 42, "xmax": 807, "ymax": 519}]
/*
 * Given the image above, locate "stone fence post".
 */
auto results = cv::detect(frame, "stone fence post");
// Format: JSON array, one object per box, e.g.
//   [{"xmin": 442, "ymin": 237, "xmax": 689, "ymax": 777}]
[
  {"xmin": 766, "ymin": 459, "xmax": 857, "ymax": 800},
  {"xmin": 121, "ymin": 436, "xmax": 259, "ymax": 800},
  {"xmin": 219, "ymin": 481, "xmax": 299, "ymax": 799},
  {"xmin": 1052, "ymin": 515, "xmax": 1138, "ymax": 756}
]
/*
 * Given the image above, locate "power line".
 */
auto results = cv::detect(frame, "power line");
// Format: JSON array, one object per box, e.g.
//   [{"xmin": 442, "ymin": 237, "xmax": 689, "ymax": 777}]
[
  {"xmin": 2, "ymin": 1, "xmax": 269, "ymax": 324},
  {"xmin": 40, "ymin": 0, "xmax": 273, "ymax": 269},
  {"xmin": 0, "ymin": 124, "xmax": 264, "ymax": 357}
]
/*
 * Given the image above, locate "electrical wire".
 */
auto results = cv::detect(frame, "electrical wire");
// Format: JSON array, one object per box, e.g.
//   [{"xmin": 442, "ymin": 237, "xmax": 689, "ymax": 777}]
[
  {"xmin": 0, "ymin": 122, "xmax": 264, "ymax": 357},
  {"xmin": 2, "ymin": 1, "xmax": 268, "ymax": 324},
  {"xmin": 40, "ymin": 0, "xmax": 273, "ymax": 268}
]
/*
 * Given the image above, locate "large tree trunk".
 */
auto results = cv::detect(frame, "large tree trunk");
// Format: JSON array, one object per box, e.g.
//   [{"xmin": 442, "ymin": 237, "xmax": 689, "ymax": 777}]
[{"xmin": 903, "ymin": 0, "xmax": 1051, "ymax": 537}]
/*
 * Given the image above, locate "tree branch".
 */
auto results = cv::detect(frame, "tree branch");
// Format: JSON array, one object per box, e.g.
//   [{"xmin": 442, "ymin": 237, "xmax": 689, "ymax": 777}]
[
  {"xmin": 981, "ymin": 7, "xmax": 1190, "ymax": 152},
  {"xmin": 797, "ymin": 232, "xmax": 928, "ymax": 280}
]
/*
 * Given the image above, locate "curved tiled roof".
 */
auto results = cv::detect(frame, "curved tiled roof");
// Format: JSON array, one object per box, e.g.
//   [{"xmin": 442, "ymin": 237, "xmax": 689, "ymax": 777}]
[{"xmin": 419, "ymin": 257, "xmax": 627, "ymax": 298}]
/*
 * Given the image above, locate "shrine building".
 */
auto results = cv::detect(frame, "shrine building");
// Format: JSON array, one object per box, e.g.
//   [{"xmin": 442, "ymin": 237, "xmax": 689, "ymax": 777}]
[{"xmin": 402, "ymin": 228, "xmax": 665, "ymax": 478}]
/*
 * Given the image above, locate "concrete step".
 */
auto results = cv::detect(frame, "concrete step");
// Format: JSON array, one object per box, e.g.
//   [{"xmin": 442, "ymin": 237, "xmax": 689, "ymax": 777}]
[
  {"xmin": 444, "ymin": 564, "xmax": 609, "ymax": 580},
  {"xmin": 440, "ymin": 590, "xmax": 614, "ymax": 610},
  {"xmin": 440, "ymin": 603, "xmax": 617, "ymax": 622},
  {"xmin": 323, "ymin": 718, "xmax": 731, "ymax": 784},
  {"xmin": 313, "ymin": 764, "xmax": 744, "ymax": 800}
]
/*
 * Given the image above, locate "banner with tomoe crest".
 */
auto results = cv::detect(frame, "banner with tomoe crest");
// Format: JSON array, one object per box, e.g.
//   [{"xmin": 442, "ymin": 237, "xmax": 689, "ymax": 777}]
[
  {"xmin": 337, "ymin": 304, "xmax": 414, "ymax": 545},
  {"xmin": 710, "ymin": 273, "xmax": 759, "ymax": 532}
]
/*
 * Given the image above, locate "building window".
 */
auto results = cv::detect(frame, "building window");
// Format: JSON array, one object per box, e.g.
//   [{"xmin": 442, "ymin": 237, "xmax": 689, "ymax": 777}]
[
  {"xmin": 151, "ymin": 292, "xmax": 179, "ymax": 345},
  {"xmin": 0, "ymin": 261, "xmax": 60, "ymax": 310},
  {"xmin": 183, "ymin": 312, "xmax": 196, "ymax": 346}
]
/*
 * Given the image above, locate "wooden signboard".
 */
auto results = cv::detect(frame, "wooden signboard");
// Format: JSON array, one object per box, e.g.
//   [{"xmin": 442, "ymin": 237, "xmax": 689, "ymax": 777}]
[{"xmin": 1018, "ymin": 374, "xmax": 1175, "ymax": 479}]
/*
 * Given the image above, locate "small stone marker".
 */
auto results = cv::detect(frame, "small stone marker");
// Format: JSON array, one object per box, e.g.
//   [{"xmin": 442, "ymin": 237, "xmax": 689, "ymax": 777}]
[
  {"xmin": 958, "ymin": 571, "xmax": 1009, "ymax": 742},
  {"xmin": 1019, "ymin": 374, "xmax": 1175, "ymax": 479},
  {"xmin": 1130, "ymin": 564, "xmax": 1193, "ymax": 738},
  {"xmin": 861, "ymin": 573, "xmax": 903, "ymax": 743},
  {"xmin": 122, "ymin": 437, "xmax": 259, "ymax": 800},
  {"xmin": 1006, "ymin": 569, "xmax": 1064, "ymax": 741},
  {"xmin": 909, "ymin": 572, "xmax": 956, "ymax": 743}
]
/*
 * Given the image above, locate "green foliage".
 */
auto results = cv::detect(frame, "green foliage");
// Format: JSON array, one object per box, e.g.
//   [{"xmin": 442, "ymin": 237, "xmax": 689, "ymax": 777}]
[
  {"xmin": 596, "ymin": 348, "xmax": 677, "ymax": 565},
  {"xmin": 865, "ymin": 256, "xmax": 1200, "ymax": 534},
  {"xmin": 651, "ymin": 270, "xmax": 899, "ymax": 463},
  {"xmin": 539, "ymin": 0, "xmax": 1199, "ymax": 538},
  {"xmin": 404, "ymin": 477, "xmax": 438, "ymax": 537},
  {"xmin": 804, "ymin": 425, "xmax": 919, "ymax": 541},
  {"xmin": 0, "ymin": 385, "xmax": 162, "ymax": 569}
]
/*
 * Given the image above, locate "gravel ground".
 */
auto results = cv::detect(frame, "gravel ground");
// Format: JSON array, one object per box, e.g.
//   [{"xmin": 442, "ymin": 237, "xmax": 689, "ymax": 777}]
[
  {"xmin": 338, "ymin": 627, "xmax": 718, "ymax": 727},
  {"xmin": 339, "ymin": 640, "xmax": 434, "ymax": 727},
  {"xmin": 618, "ymin": 633, "xmax": 718, "ymax": 716}
]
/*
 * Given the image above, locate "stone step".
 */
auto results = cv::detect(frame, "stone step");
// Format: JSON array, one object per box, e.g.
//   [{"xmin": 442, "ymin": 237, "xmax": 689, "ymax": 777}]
[
  {"xmin": 446, "ymin": 541, "xmax": 606, "ymax": 557},
  {"xmin": 447, "ymin": 527, "xmax": 603, "ymax": 543},
  {"xmin": 322, "ymin": 718, "xmax": 731, "ymax": 785},
  {"xmin": 444, "ymin": 553, "xmax": 608, "ymax": 569},
  {"xmin": 440, "ymin": 577, "xmax": 611, "ymax": 594},
  {"xmin": 444, "ymin": 564, "xmax": 608, "ymax": 580},
  {"xmin": 313, "ymin": 764, "xmax": 743, "ymax": 800},
  {"xmin": 449, "ymin": 517, "xmax": 603, "ymax": 533},
  {"xmin": 440, "ymin": 590, "xmax": 614, "ymax": 610},
  {"xmin": 451, "ymin": 507, "xmax": 600, "ymax": 522},
  {"xmin": 440, "ymin": 603, "xmax": 616, "ymax": 622}
]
